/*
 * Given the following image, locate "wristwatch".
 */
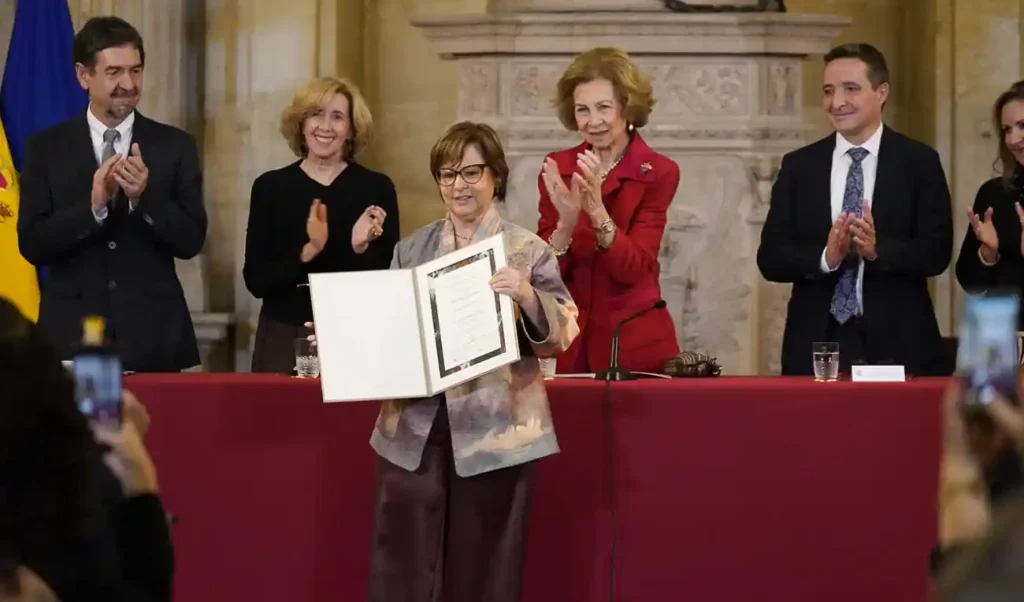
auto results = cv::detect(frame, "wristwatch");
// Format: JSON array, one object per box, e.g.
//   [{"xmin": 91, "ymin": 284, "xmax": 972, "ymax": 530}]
[{"xmin": 596, "ymin": 218, "xmax": 616, "ymax": 249}]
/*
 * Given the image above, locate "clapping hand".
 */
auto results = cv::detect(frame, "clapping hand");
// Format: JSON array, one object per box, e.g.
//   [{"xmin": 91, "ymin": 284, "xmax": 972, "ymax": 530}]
[
  {"xmin": 969, "ymin": 206, "xmax": 999, "ymax": 263},
  {"xmin": 824, "ymin": 212, "xmax": 855, "ymax": 270},
  {"xmin": 541, "ymin": 157, "xmax": 583, "ymax": 227},
  {"xmin": 352, "ymin": 205, "xmax": 386, "ymax": 252},
  {"xmin": 573, "ymin": 149, "xmax": 610, "ymax": 225},
  {"xmin": 111, "ymin": 143, "xmax": 149, "ymax": 200},
  {"xmin": 300, "ymin": 199, "xmax": 328, "ymax": 263},
  {"xmin": 850, "ymin": 201, "xmax": 877, "ymax": 260},
  {"xmin": 91, "ymin": 154, "xmax": 122, "ymax": 210}
]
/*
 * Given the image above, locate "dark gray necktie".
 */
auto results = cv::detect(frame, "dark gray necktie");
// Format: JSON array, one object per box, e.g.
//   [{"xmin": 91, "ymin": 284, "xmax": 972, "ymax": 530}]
[{"xmin": 101, "ymin": 128, "xmax": 120, "ymax": 164}]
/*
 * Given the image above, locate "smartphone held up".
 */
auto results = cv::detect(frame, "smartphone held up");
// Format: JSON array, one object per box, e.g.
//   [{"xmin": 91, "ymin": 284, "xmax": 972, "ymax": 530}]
[
  {"xmin": 72, "ymin": 316, "xmax": 123, "ymax": 429},
  {"xmin": 956, "ymin": 292, "xmax": 1021, "ymax": 409}
]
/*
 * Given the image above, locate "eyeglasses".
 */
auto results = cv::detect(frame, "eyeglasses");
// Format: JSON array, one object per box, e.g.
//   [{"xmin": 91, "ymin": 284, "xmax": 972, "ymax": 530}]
[{"xmin": 436, "ymin": 164, "xmax": 486, "ymax": 186}]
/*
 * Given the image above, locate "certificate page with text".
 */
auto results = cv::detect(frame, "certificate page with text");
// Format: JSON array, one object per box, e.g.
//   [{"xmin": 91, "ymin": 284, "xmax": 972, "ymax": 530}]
[{"xmin": 416, "ymin": 234, "xmax": 520, "ymax": 392}]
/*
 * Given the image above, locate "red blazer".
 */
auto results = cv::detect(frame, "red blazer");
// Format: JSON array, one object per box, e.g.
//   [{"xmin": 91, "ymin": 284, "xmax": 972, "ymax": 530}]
[{"xmin": 537, "ymin": 134, "xmax": 680, "ymax": 374}]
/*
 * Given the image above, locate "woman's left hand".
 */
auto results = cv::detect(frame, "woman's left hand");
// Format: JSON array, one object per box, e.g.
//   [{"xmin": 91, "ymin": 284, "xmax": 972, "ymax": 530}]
[
  {"xmin": 490, "ymin": 266, "xmax": 534, "ymax": 306},
  {"xmin": 574, "ymin": 149, "xmax": 610, "ymax": 226},
  {"xmin": 352, "ymin": 205, "xmax": 387, "ymax": 251}
]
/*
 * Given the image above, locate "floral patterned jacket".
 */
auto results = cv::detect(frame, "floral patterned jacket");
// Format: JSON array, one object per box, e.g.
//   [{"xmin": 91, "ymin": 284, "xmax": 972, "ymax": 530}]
[{"xmin": 368, "ymin": 205, "xmax": 580, "ymax": 477}]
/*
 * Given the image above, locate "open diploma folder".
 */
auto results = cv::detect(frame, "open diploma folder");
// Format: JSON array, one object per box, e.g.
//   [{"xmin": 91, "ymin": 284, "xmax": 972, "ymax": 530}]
[{"xmin": 308, "ymin": 233, "xmax": 521, "ymax": 402}]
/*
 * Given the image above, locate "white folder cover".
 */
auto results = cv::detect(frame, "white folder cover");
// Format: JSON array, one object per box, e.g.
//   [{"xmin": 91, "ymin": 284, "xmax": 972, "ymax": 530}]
[{"xmin": 308, "ymin": 234, "xmax": 521, "ymax": 402}]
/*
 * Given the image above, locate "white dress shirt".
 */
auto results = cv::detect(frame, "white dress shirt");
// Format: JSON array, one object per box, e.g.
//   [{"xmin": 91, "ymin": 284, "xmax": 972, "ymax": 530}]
[
  {"xmin": 88, "ymin": 107, "xmax": 135, "ymax": 222},
  {"xmin": 819, "ymin": 123, "xmax": 883, "ymax": 316}
]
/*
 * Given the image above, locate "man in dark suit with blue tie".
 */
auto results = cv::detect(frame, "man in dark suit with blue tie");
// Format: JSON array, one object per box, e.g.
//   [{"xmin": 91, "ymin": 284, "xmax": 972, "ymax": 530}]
[
  {"xmin": 17, "ymin": 16, "xmax": 206, "ymax": 372},
  {"xmin": 757, "ymin": 43, "xmax": 953, "ymax": 376}
]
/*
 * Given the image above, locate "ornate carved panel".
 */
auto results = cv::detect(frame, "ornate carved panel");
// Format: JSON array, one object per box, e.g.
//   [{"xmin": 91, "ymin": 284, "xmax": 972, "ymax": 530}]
[
  {"xmin": 764, "ymin": 61, "xmax": 800, "ymax": 116},
  {"xmin": 459, "ymin": 60, "xmax": 500, "ymax": 118},
  {"xmin": 644, "ymin": 61, "xmax": 752, "ymax": 118},
  {"xmin": 501, "ymin": 62, "xmax": 565, "ymax": 119}
]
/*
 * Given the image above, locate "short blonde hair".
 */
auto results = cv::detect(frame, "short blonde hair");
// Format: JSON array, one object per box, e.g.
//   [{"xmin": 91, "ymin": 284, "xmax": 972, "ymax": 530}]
[
  {"xmin": 279, "ymin": 76, "xmax": 374, "ymax": 159},
  {"xmin": 553, "ymin": 47, "xmax": 655, "ymax": 132}
]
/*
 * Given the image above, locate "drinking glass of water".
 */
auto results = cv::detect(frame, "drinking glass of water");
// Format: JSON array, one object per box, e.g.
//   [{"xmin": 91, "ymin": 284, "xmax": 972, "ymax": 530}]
[
  {"xmin": 294, "ymin": 337, "xmax": 320, "ymax": 378},
  {"xmin": 812, "ymin": 342, "xmax": 839, "ymax": 382}
]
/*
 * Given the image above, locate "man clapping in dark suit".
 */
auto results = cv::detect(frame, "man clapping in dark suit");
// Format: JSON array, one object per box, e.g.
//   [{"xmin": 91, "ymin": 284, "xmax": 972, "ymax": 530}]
[
  {"xmin": 17, "ymin": 16, "xmax": 207, "ymax": 372},
  {"xmin": 757, "ymin": 43, "xmax": 952, "ymax": 376}
]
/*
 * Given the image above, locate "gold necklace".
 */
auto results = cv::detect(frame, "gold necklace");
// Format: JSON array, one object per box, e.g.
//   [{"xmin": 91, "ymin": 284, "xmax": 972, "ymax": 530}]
[{"xmin": 450, "ymin": 218, "xmax": 475, "ymax": 245}]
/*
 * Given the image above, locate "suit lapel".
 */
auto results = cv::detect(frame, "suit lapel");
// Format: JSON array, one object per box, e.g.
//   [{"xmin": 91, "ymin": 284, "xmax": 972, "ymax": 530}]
[
  {"xmin": 872, "ymin": 126, "xmax": 897, "ymax": 224},
  {"xmin": 129, "ymin": 112, "xmax": 151, "ymax": 161},
  {"xmin": 71, "ymin": 113, "xmax": 98, "ymax": 175},
  {"xmin": 811, "ymin": 135, "xmax": 836, "ymax": 235}
]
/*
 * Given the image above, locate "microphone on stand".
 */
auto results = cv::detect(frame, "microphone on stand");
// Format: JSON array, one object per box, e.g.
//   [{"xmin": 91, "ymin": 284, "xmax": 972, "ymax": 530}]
[
  {"xmin": 595, "ymin": 299, "xmax": 667, "ymax": 382},
  {"xmin": 596, "ymin": 298, "xmax": 668, "ymax": 602}
]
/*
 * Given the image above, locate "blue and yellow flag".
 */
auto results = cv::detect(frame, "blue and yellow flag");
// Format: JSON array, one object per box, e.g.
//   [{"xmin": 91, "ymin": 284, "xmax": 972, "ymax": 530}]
[
  {"xmin": 0, "ymin": 119, "xmax": 38, "ymax": 321},
  {"xmin": 0, "ymin": 0, "xmax": 88, "ymax": 302}
]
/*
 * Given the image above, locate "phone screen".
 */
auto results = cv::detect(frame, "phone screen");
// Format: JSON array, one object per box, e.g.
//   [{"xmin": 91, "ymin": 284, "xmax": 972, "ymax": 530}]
[
  {"xmin": 73, "ymin": 352, "xmax": 122, "ymax": 427},
  {"xmin": 957, "ymin": 292, "xmax": 1020, "ymax": 406}
]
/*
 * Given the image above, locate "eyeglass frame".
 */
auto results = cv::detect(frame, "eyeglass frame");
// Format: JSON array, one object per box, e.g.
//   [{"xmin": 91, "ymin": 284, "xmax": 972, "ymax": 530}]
[{"xmin": 435, "ymin": 163, "xmax": 487, "ymax": 187}]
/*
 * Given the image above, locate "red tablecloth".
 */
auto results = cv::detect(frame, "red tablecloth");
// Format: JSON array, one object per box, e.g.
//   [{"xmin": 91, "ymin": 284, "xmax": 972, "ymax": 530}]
[{"xmin": 126, "ymin": 374, "xmax": 945, "ymax": 602}]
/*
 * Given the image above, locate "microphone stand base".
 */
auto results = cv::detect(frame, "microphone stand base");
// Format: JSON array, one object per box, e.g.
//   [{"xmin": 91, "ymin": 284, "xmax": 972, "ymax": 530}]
[{"xmin": 595, "ymin": 368, "xmax": 638, "ymax": 381}]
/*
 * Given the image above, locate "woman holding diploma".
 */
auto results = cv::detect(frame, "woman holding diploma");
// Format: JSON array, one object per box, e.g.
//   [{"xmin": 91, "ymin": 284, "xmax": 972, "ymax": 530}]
[
  {"xmin": 310, "ymin": 122, "xmax": 578, "ymax": 602},
  {"xmin": 537, "ymin": 47, "xmax": 680, "ymax": 374},
  {"xmin": 244, "ymin": 76, "xmax": 399, "ymax": 373}
]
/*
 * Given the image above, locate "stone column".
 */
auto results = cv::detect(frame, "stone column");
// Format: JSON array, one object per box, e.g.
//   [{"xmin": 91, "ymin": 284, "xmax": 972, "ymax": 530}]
[{"xmin": 413, "ymin": 4, "xmax": 848, "ymax": 374}]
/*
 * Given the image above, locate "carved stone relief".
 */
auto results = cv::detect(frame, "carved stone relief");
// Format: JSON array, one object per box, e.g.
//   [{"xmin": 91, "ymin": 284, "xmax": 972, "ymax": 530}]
[
  {"xmin": 502, "ymin": 62, "xmax": 565, "ymax": 119},
  {"xmin": 643, "ymin": 61, "xmax": 752, "ymax": 119},
  {"xmin": 459, "ymin": 61, "xmax": 500, "ymax": 118},
  {"xmin": 764, "ymin": 61, "xmax": 800, "ymax": 116},
  {"xmin": 744, "ymin": 154, "xmax": 781, "ymax": 224}
]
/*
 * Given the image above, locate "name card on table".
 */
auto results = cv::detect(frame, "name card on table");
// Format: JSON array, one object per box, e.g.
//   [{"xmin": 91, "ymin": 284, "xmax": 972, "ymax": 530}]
[{"xmin": 851, "ymin": 365, "xmax": 906, "ymax": 382}]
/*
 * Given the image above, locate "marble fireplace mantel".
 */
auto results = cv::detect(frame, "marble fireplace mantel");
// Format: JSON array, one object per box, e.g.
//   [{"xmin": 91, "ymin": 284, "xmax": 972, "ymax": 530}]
[
  {"xmin": 415, "ymin": 11, "xmax": 847, "ymax": 57},
  {"xmin": 412, "ymin": 6, "xmax": 848, "ymax": 374}
]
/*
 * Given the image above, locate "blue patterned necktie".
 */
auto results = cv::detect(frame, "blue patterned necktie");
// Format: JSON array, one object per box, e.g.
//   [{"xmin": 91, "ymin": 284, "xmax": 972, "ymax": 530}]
[{"xmin": 829, "ymin": 146, "xmax": 869, "ymax": 324}]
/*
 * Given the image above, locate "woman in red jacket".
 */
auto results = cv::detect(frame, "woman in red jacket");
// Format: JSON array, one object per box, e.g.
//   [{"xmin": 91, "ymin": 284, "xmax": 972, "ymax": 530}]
[{"xmin": 538, "ymin": 47, "xmax": 680, "ymax": 374}]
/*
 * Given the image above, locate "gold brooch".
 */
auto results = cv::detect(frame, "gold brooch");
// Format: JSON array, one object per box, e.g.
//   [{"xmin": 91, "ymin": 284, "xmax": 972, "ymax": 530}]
[{"xmin": 640, "ymin": 162, "xmax": 653, "ymax": 174}]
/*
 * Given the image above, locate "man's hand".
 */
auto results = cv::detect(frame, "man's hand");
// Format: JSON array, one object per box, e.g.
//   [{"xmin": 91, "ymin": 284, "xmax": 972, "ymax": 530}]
[
  {"xmin": 851, "ymin": 200, "xmax": 877, "ymax": 260},
  {"xmin": 825, "ymin": 212, "xmax": 855, "ymax": 270},
  {"xmin": 91, "ymin": 154, "xmax": 122, "ymax": 211},
  {"xmin": 111, "ymin": 143, "xmax": 149, "ymax": 201}
]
